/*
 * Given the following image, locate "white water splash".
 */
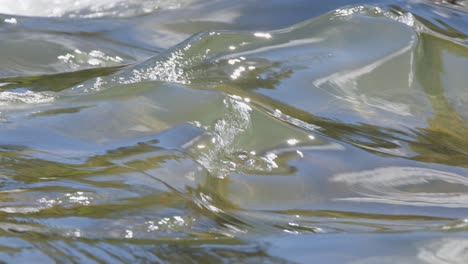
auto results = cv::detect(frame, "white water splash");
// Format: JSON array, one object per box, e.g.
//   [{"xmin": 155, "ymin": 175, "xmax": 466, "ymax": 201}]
[
  {"xmin": 58, "ymin": 49, "xmax": 124, "ymax": 69},
  {"xmin": 0, "ymin": 0, "xmax": 193, "ymax": 18},
  {"xmin": 196, "ymin": 95, "xmax": 252, "ymax": 178},
  {"xmin": 0, "ymin": 90, "xmax": 54, "ymax": 105},
  {"xmin": 120, "ymin": 49, "xmax": 192, "ymax": 85},
  {"xmin": 3, "ymin": 17, "xmax": 17, "ymax": 24},
  {"xmin": 333, "ymin": 5, "xmax": 423, "ymax": 31}
]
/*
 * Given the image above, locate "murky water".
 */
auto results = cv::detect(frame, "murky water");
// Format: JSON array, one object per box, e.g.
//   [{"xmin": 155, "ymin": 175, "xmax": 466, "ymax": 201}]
[{"xmin": 0, "ymin": 0, "xmax": 467, "ymax": 263}]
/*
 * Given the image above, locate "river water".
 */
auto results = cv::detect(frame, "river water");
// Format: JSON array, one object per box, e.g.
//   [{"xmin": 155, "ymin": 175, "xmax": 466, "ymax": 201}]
[{"xmin": 0, "ymin": 0, "xmax": 467, "ymax": 263}]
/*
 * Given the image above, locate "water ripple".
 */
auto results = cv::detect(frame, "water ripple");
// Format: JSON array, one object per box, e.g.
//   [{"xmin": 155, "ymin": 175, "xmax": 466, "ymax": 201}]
[{"xmin": 331, "ymin": 166, "xmax": 468, "ymax": 207}]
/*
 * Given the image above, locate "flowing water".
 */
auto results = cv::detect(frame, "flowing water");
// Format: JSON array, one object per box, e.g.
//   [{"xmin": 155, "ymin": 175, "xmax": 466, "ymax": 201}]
[{"xmin": 0, "ymin": 0, "xmax": 467, "ymax": 263}]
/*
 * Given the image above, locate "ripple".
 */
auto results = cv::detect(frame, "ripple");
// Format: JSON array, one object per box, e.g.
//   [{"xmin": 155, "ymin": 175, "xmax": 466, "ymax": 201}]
[
  {"xmin": 418, "ymin": 238, "xmax": 468, "ymax": 264},
  {"xmin": 331, "ymin": 166, "xmax": 468, "ymax": 208}
]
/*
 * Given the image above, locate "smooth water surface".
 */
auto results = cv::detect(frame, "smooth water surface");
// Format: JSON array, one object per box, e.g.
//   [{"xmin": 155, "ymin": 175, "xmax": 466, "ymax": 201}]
[{"xmin": 0, "ymin": 0, "xmax": 467, "ymax": 263}]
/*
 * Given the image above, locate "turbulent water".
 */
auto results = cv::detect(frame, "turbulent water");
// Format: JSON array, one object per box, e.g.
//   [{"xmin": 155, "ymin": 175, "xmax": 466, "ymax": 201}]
[{"xmin": 0, "ymin": 0, "xmax": 467, "ymax": 263}]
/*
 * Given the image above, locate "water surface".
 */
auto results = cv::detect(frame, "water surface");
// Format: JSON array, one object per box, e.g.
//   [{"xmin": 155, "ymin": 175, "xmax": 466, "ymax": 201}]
[{"xmin": 0, "ymin": 0, "xmax": 467, "ymax": 263}]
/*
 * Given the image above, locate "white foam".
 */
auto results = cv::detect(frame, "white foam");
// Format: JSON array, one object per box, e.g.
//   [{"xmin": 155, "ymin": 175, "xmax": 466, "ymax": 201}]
[
  {"xmin": 0, "ymin": 0, "xmax": 193, "ymax": 18},
  {"xmin": 3, "ymin": 17, "xmax": 17, "ymax": 24},
  {"xmin": 0, "ymin": 90, "xmax": 54, "ymax": 105}
]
